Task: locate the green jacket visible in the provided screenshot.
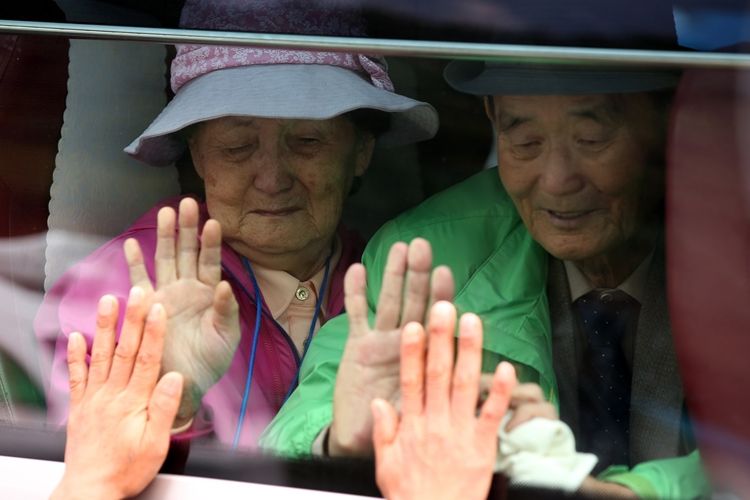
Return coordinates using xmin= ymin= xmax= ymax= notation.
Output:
xmin=262 ymin=168 xmax=710 ymax=499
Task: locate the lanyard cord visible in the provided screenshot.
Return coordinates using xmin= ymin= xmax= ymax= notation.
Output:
xmin=232 ymin=257 xmax=263 ymax=450
xmin=232 ymin=250 xmax=333 ymax=448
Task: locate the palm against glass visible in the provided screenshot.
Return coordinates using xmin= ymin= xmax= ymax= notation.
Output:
xmin=329 ymin=238 xmax=454 ymax=455
xmin=124 ymin=197 xmax=240 ymax=426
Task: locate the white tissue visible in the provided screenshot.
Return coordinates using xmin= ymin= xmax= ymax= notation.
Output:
xmin=495 ymin=415 xmax=598 ymax=492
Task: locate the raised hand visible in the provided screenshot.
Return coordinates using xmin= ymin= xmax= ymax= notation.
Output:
xmin=328 ymin=238 xmax=454 ymax=456
xmin=51 ymin=289 xmax=183 ymax=500
xmin=124 ymin=197 xmax=240 ymax=427
xmin=371 ymin=301 xmax=517 ymax=500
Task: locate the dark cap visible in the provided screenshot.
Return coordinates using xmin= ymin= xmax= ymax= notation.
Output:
xmin=444 ymin=60 xmax=681 ymax=96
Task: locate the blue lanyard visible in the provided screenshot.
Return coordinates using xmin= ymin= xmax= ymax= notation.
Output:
xmin=232 ymin=252 xmax=332 ymax=449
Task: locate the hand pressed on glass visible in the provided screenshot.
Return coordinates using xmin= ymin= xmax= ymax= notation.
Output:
xmin=51 ymin=289 xmax=183 ymax=500
xmin=372 ymin=301 xmax=518 ymax=500
xmin=329 ymin=238 xmax=454 ymax=456
xmin=123 ymin=197 xmax=240 ymax=428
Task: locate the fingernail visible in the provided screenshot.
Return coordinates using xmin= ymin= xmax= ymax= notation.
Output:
xmin=98 ymin=295 xmax=114 ymax=315
xmin=129 ymin=286 xmax=143 ymax=304
xmin=371 ymin=399 xmax=385 ymax=419
xmin=67 ymin=332 xmax=83 ymax=351
xmin=161 ymin=373 xmax=182 ymax=397
xmin=498 ymin=361 xmax=517 ymax=379
xmin=148 ymin=303 xmax=164 ymax=321
xmin=402 ymin=323 xmax=421 ymax=343
xmin=460 ymin=313 xmax=479 ymax=331
xmin=432 ymin=300 xmax=454 ymax=315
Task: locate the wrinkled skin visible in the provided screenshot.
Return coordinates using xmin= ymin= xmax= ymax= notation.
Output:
xmin=189 ymin=115 xmax=373 ymax=279
xmin=488 ymin=94 xmax=664 ymax=287
xmin=329 ymin=239 xmax=454 ymax=455
xmin=124 ymin=198 xmax=240 ymax=427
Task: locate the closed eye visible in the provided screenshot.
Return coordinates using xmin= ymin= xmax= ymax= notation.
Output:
xmin=289 ymin=136 xmax=324 ymax=154
xmin=222 ymin=143 xmax=255 ymax=160
xmin=576 ymin=137 xmax=611 ymax=150
xmin=296 ymin=137 xmax=321 ymax=145
xmin=225 ymin=144 xmax=252 ymax=153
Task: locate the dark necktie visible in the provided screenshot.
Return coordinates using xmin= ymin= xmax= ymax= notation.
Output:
xmin=574 ymin=289 xmax=638 ymax=472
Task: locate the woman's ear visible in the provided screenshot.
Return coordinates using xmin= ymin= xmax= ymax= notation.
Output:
xmin=353 ymin=134 xmax=376 ymax=177
xmin=483 ymin=96 xmax=496 ymax=123
xmin=187 ymin=135 xmax=205 ymax=180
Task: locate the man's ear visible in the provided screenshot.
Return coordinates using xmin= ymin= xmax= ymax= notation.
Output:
xmin=483 ymin=96 xmax=496 ymax=123
xmin=353 ymin=134 xmax=376 ymax=177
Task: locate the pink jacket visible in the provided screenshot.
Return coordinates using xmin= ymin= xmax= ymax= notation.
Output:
xmin=35 ymin=196 xmax=363 ymax=448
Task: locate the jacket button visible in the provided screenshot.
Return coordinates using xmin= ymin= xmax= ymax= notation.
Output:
xmin=295 ymin=286 xmax=310 ymax=301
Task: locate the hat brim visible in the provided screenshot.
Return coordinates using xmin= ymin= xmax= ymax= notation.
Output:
xmin=126 ymin=64 xmax=438 ymax=166
xmin=444 ymin=60 xmax=680 ymax=96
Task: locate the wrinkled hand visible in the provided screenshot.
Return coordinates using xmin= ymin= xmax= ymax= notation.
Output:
xmin=578 ymin=477 xmax=636 ymax=498
xmin=492 ymin=381 xmax=635 ymax=498
xmin=329 ymin=238 xmax=454 ymax=456
xmin=51 ymin=289 xmax=184 ymax=500
xmin=504 ymin=381 xmax=558 ymax=432
xmin=372 ymin=301 xmax=518 ymax=500
xmin=124 ymin=198 xmax=240 ymax=427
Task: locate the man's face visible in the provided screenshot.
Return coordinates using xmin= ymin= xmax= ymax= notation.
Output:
xmin=488 ymin=94 xmax=664 ymax=262
xmin=189 ymin=115 xmax=373 ymax=260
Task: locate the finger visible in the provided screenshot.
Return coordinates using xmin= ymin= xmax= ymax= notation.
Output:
xmin=212 ymin=281 xmax=241 ymax=347
xmin=177 ymin=197 xmax=199 ymax=280
xmin=198 ymin=219 xmax=222 ymax=287
xmin=509 ymin=383 xmax=547 ymax=406
xmin=428 ymin=265 xmax=455 ymax=308
xmin=124 ymin=238 xmax=155 ymax=294
xmin=374 ymin=242 xmax=408 ymax=331
xmin=66 ymin=332 xmax=89 ymax=407
xmin=107 ymin=286 xmax=148 ymax=389
xmin=399 ymin=238 xmax=432 ymax=326
xmin=477 ymin=373 xmax=494 ymax=404
xmin=399 ymin=321 xmax=426 ymax=417
xmin=127 ymin=303 xmax=167 ymax=400
xmin=450 ymin=313 xmax=483 ymax=421
xmin=424 ymin=301 xmax=456 ymax=419
xmin=371 ymin=398 xmax=399 ymax=451
xmin=146 ymin=372 xmax=184 ymax=444
xmin=477 ymin=361 xmax=517 ymax=437
xmin=86 ymin=295 xmax=119 ymax=390
xmin=343 ymin=264 xmax=370 ymax=337
xmin=505 ymin=401 xmax=558 ymax=432
xmin=155 ymin=206 xmax=177 ymax=287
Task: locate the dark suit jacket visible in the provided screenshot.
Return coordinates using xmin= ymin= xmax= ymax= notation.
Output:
xmin=547 ymin=254 xmax=693 ymax=467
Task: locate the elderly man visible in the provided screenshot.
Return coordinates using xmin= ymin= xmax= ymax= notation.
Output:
xmin=262 ymin=62 xmax=710 ymax=498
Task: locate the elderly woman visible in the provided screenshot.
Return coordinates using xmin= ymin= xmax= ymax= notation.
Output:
xmin=36 ymin=0 xmax=437 ymax=448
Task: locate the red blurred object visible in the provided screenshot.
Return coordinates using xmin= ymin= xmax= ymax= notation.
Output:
xmin=667 ymin=66 xmax=750 ymax=495
xmin=0 ymin=34 xmax=68 ymax=237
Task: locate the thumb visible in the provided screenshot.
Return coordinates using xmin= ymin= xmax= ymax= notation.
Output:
xmin=371 ymin=398 xmax=399 ymax=451
xmin=147 ymin=372 xmax=184 ymax=436
xmin=212 ymin=281 xmax=240 ymax=346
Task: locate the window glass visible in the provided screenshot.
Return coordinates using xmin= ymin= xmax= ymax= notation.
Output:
xmin=0 ymin=0 xmax=749 ymax=50
xmin=1 ymin=1 xmax=749 ymax=498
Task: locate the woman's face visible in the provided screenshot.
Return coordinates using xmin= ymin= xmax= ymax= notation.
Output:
xmin=189 ymin=115 xmax=373 ymax=263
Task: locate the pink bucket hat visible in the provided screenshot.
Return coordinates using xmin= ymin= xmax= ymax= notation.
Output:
xmin=125 ymin=0 xmax=439 ymax=166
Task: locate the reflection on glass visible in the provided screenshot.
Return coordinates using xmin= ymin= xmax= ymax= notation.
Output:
xmin=0 ymin=1 xmax=748 ymax=498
